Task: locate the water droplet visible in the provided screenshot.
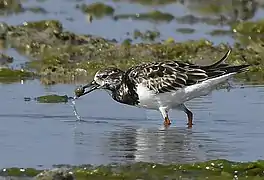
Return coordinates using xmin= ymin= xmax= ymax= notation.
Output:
xmin=69 ymin=98 xmax=81 ymax=121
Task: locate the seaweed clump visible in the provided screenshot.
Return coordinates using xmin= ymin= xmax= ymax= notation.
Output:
xmin=35 ymin=94 xmax=69 ymax=103
xmin=0 ymin=68 xmax=35 ymax=83
xmin=114 ymin=10 xmax=174 ymax=22
xmin=1 ymin=160 xmax=264 ymax=179
xmin=112 ymin=0 xmax=177 ymax=6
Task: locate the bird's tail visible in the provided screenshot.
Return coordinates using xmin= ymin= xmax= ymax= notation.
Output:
xmin=205 ymin=49 xmax=231 ymax=69
xmin=219 ymin=64 xmax=250 ymax=74
xmin=202 ymin=49 xmax=250 ymax=73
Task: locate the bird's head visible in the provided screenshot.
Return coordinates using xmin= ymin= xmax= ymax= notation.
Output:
xmin=74 ymin=67 xmax=124 ymax=98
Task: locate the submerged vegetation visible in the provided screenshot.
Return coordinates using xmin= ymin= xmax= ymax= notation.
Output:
xmin=112 ymin=0 xmax=178 ymax=6
xmin=35 ymin=94 xmax=69 ymax=103
xmin=176 ymin=28 xmax=196 ymax=34
xmin=114 ymin=10 xmax=174 ymax=22
xmin=1 ymin=159 xmax=264 ymax=179
xmin=0 ymin=68 xmax=35 ymax=83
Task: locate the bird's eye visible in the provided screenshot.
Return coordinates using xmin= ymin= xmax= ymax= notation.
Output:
xmin=101 ymin=74 xmax=108 ymax=78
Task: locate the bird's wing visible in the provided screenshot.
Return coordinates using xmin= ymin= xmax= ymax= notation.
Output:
xmin=125 ymin=50 xmax=231 ymax=94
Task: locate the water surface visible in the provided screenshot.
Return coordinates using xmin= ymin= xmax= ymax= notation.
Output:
xmin=0 ymin=80 xmax=263 ymax=168
xmin=0 ymin=0 xmax=264 ymax=169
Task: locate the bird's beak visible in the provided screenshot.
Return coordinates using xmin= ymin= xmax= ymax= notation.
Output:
xmin=74 ymin=80 xmax=100 ymax=98
xmin=83 ymin=80 xmax=101 ymax=94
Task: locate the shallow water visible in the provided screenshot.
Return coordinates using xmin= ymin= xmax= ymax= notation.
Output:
xmin=0 ymin=80 xmax=263 ymax=168
xmin=0 ymin=0 xmax=264 ymax=169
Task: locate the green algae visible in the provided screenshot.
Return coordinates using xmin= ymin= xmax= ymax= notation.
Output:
xmin=2 ymin=160 xmax=264 ymax=179
xmin=176 ymin=28 xmax=196 ymax=34
xmin=27 ymin=6 xmax=47 ymax=14
xmin=209 ymin=29 xmax=233 ymax=36
xmin=175 ymin=14 xmax=226 ymax=26
xmin=0 ymin=167 xmax=41 ymax=177
xmin=62 ymin=160 xmax=264 ymax=179
xmin=77 ymin=2 xmax=115 ymax=18
xmin=0 ymin=68 xmax=34 ymax=83
xmin=112 ymin=0 xmax=177 ymax=6
xmin=24 ymin=94 xmax=70 ymax=103
xmin=113 ymin=10 xmax=174 ymax=22
xmin=35 ymin=94 xmax=69 ymax=103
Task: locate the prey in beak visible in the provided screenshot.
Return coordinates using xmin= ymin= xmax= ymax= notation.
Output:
xmin=74 ymin=80 xmax=101 ymax=98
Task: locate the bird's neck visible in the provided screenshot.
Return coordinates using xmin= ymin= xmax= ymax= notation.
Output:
xmin=111 ymin=83 xmax=139 ymax=106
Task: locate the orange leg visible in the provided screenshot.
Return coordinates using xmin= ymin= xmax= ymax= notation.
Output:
xmin=163 ymin=117 xmax=171 ymax=126
xmin=186 ymin=110 xmax=193 ymax=128
xmin=159 ymin=107 xmax=171 ymax=127
xmin=180 ymin=104 xmax=193 ymax=128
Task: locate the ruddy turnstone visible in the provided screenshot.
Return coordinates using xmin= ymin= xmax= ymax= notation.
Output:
xmin=75 ymin=49 xmax=249 ymax=128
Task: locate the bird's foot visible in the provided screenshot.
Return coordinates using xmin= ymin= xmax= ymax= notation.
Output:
xmin=163 ymin=117 xmax=171 ymax=127
xmin=187 ymin=122 xmax=193 ymax=129
xmin=186 ymin=111 xmax=193 ymax=128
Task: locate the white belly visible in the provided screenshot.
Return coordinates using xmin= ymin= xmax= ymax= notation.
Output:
xmin=136 ymin=73 xmax=234 ymax=110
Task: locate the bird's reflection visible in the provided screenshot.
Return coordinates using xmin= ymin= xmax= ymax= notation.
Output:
xmin=106 ymin=126 xmax=208 ymax=164
xmin=71 ymin=116 xmax=227 ymax=165
xmin=107 ymin=126 xmax=138 ymax=162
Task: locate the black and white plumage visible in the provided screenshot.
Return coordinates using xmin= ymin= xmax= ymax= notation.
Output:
xmin=75 ymin=49 xmax=249 ymax=127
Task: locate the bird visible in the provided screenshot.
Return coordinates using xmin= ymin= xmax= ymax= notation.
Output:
xmin=74 ymin=49 xmax=249 ymax=128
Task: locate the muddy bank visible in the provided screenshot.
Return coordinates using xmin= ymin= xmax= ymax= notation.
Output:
xmin=1 ymin=159 xmax=264 ymax=180
xmin=0 ymin=19 xmax=264 ymax=84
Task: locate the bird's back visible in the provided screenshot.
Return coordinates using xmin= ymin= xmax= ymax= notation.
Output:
xmin=117 ymin=50 xmax=249 ymax=109
xmin=125 ymin=49 xmax=249 ymax=94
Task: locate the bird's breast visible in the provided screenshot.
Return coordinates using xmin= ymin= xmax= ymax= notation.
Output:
xmin=136 ymin=84 xmax=160 ymax=109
